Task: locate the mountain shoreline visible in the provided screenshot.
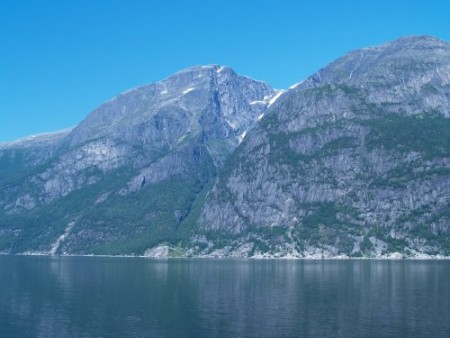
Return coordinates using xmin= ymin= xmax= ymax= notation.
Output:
xmin=3 ymin=252 xmax=450 ymax=260
xmin=1 ymin=36 xmax=450 ymax=257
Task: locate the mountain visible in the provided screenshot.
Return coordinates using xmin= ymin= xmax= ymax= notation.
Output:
xmin=198 ymin=36 xmax=450 ymax=258
xmin=1 ymin=36 xmax=450 ymax=258
xmin=0 ymin=65 xmax=279 ymax=255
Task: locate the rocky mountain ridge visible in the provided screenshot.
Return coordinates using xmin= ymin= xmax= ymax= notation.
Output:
xmin=197 ymin=35 xmax=450 ymax=258
xmin=1 ymin=36 xmax=450 ymax=258
xmin=0 ymin=64 xmax=280 ymax=255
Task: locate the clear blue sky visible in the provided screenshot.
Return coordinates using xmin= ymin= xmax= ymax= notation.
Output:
xmin=1 ymin=0 xmax=449 ymax=142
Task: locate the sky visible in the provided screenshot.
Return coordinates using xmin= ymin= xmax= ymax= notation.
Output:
xmin=1 ymin=0 xmax=450 ymax=142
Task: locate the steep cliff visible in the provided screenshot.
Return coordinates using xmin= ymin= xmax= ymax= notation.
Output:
xmin=199 ymin=36 xmax=450 ymax=258
xmin=0 ymin=65 xmax=278 ymax=254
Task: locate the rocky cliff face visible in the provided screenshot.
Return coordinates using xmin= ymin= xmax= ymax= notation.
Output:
xmin=0 ymin=65 xmax=278 ymax=254
xmin=1 ymin=37 xmax=450 ymax=258
xmin=198 ymin=36 xmax=450 ymax=258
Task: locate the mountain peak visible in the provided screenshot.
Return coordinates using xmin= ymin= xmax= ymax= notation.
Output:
xmin=65 ymin=64 xmax=276 ymax=150
xmin=292 ymin=35 xmax=450 ymax=92
xmin=174 ymin=64 xmax=232 ymax=75
xmin=387 ymin=35 xmax=448 ymax=46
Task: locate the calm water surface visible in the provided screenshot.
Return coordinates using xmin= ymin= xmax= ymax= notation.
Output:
xmin=0 ymin=256 xmax=449 ymax=338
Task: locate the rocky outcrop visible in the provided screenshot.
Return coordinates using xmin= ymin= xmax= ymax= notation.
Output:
xmin=199 ymin=36 xmax=450 ymax=257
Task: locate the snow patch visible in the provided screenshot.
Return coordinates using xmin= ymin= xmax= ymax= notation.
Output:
xmin=250 ymin=100 xmax=265 ymax=105
xmin=289 ymin=80 xmax=304 ymax=89
xmin=183 ymin=87 xmax=195 ymax=95
xmin=268 ymin=90 xmax=285 ymax=107
xmin=257 ymin=113 xmax=265 ymax=120
xmin=238 ymin=130 xmax=247 ymax=144
xmin=217 ymin=66 xmax=225 ymax=73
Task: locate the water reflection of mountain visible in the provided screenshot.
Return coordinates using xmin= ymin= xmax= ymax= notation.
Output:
xmin=0 ymin=257 xmax=449 ymax=337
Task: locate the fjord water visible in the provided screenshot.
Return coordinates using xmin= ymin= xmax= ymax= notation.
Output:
xmin=1 ymin=257 xmax=449 ymax=338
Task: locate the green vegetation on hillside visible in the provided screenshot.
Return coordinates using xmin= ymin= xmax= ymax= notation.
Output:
xmin=364 ymin=114 xmax=450 ymax=158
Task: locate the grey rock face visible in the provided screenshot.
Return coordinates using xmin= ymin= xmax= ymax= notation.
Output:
xmin=66 ymin=65 xmax=276 ymax=153
xmin=2 ymin=37 xmax=450 ymax=257
xmin=0 ymin=65 xmax=277 ymax=214
xmin=0 ymin=65 xmax=278 ymax=254
xmin=199 ymin=36 xmax=450 ymax=257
